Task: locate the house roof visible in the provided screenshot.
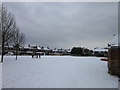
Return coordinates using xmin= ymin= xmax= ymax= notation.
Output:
xmin=44 ymin=48 xmax=50 ymax=50
xmin=108 ymin=35 xmax=118 ymax=46
xmin=94 ymin=48 xmax=108 ymax=52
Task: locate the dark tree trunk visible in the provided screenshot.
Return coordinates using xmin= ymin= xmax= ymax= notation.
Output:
xmin=1 ymin=38 xmax=4 ymax=63
xmin=1 ymin=47 xmax=4 ymax=63
xmin=15 ymin=48 xmax=18 ymax=60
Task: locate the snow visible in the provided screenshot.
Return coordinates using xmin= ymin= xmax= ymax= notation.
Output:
xmin=43 ymin=48 xmax=50 ymax=50
xmin=0 ymin=64 xmax=1 ymax=90
xmin=2 ymin=56 xmax=118 ymax=88
xmin=109 ymin=35 xmax=118 ymax=46
xmin=94 ymin=48 xmax=108 ymax=52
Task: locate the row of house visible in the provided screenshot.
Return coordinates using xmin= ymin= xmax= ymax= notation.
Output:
xmin=3 ymin=35 xmax=118 ymax=58
xmin=4 ymin=44 xmax=109 ymax=57
xmin=94 ymin=47 xmax=108 ymax=57
xmin=4 ymin=45 xmax=71 ymax=56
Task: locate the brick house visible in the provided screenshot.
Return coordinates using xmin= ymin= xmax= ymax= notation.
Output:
xmin=108 ymin=35 xmax=120 ymax=76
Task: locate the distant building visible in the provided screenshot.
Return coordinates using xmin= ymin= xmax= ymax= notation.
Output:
xmin=52 ymin=48 xmax=71 ymax=55
xmin=94 ymin=48 xmax=108 ymax=57
xmin=4 ymin=44 xmax=71 ymax=56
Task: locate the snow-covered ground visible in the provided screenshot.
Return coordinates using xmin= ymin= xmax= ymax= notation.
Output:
xmin=2 ymin=56 xmax=118 ymax=88
xmin=0 ymin=65 xmax=1 ymax=90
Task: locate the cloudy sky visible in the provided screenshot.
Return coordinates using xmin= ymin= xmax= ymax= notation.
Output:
xmin=4 ymin=2 xmax=118 ymax=49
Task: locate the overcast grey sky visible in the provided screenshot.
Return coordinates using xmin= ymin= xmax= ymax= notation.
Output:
xmin=4 ymin=2 xmax=118 ymax=49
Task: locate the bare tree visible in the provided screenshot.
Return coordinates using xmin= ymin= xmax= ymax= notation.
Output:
xmin=0 ymin=4 xmax=2 ymax=56
xmin=12 ymin=28 xmax=25 ymax=60
xmin=1 ymin=4 xmax=16 ymax=62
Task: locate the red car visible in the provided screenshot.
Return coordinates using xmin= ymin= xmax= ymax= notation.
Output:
xmin=100 ymin=58 xmax=108 ymax=61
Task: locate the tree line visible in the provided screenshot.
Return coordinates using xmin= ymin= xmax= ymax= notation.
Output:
xmin=71 ymin=47 xmax=93 ymax=56
xmin=0 ymin=4 xmax=25 ymax=62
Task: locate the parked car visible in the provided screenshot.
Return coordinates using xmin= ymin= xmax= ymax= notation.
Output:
xmin=100 ymin=57 xmax=108 ymax=61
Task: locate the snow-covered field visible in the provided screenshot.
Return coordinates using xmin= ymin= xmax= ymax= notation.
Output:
xmin=0 ymin=65 xmax=1 ymax=90
xmin=2 ymin=56 xmax=118 ymax=88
